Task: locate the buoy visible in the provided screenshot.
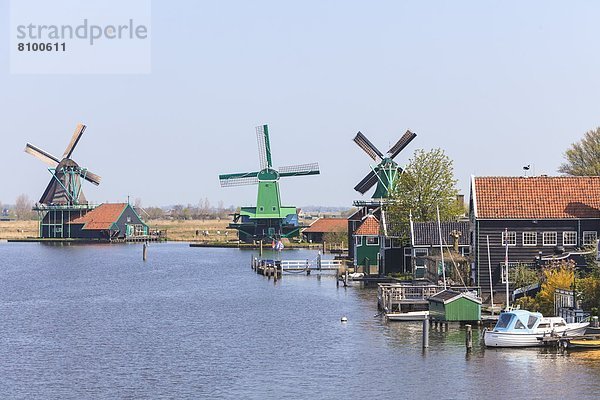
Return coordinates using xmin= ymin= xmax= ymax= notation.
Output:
xmin=341 ymin=316 xmax=348 ymax=323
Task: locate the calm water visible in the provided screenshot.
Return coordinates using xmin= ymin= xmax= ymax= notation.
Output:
xmin=1 ymin=241 xmax=600 ymax=399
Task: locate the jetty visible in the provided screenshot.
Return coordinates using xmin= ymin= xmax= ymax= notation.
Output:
xmin=377 ymin=283 xmax=480 ymax=317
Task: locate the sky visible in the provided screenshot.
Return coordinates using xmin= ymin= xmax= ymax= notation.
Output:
xmin=2 ymin=1 xmax=600 ymax=208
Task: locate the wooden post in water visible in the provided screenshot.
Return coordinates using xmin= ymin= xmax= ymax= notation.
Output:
xmin=143 ymin=242 xmax=148 ymax=261
xmin=323 ymin=241 xmax=326 ymax=254
xmin=465 ymin=324 xmax=473 ymax=351
xmin=260 ymin=240 xmax=263 ymax=257
xmin=336 ymin=268 xmax=340 ymax=288
xmin=422 ymin=317 xmax=429 ymax=348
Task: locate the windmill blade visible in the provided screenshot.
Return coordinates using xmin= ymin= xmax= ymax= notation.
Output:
xmin=388 ymin=130 xmax=417 ymax=159
xmin=256 ymin=124 xmax=273 ymax=170
xmin=353 ymin=131 xmax=383 ymax=162
xmin=278 ymin=162 xmax=320 ymax=178
xmin=79 ymin=169 xmax=102 ymax=186
xmin=354 ymin=170 xmax=379 ymax=194
xmin=219 ymin=171 xmax=260 ymax=187
xmin=63 ymin=123 xmax=86 ymax=159
xmin=24 ymin=143 xmax=60 ymax=167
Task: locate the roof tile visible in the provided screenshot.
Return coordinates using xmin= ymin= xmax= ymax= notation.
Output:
xmin=303 ymin=218 xmax=348 ymax=233
xmin=355 ymin=215 xmax=380 ymax=235
xmin=474 ymin=176 xmax=600 ymax=219
xmin=70 ymin=203 xmax=128 ymax=230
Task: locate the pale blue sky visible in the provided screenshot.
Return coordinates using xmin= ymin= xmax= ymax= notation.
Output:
xmin=2 ymin=1 xmax=600 ymax=208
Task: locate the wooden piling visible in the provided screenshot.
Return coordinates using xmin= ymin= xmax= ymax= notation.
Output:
xmin=422 ymin=317 xmax=429 ymax=348
xmin=336 ymin=268 xmax=340 ymax=288
xmin=260 ymin=240 xmax=263 ymax=257
xmin=465 ymin=324 xmax=473 ymax=351
xmin=143 ymin=243 xmax=147 ymax=261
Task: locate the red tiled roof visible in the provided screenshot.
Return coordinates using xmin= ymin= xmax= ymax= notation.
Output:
xmin=70 ymin=203 xmax=128 ymax=230
xmin=303 ymin=218 xmax=348 ymax=233
xmin=473 ymin=176 xmax=600 ymax=219
xmin=354 ymin=215 xmax=380 ymax=235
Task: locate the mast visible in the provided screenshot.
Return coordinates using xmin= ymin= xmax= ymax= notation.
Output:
xmin=504 ymin=228 xmax=510 ymax=310
xmin=437 ymin=205 xmax=446 ymax=290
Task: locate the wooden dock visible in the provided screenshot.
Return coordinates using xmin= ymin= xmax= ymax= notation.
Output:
xmin=377 ymin=283 xmax=481 ymax=315
xmin=251 ymin=256 xmax=350 ymax=285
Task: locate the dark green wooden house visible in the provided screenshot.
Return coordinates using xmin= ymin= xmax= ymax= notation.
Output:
xmin=428 ymin=290 xmax=481 ymax=322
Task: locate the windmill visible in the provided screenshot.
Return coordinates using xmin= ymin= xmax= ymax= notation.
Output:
xmin=25 ymin=123 xmax=101 ymax=206
xmin=353 ymin=130 xmax=416 ymax=199
xmin=219 ymin=124 xmax=320 ymax=241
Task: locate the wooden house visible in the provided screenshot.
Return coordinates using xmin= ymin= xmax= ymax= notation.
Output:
xmin=353 ymin=213 xmax=381 ymax=275
xmin=470 ymin=176 xmax=600 ymax=298
xmin=302 ymin=218 xmax=348 ymax=243
xmin=68 ymin=203 xmax=149 ymax=240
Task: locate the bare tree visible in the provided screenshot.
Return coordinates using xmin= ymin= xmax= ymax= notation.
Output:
xmin=15 ymin=194 xmax=33 ymax=220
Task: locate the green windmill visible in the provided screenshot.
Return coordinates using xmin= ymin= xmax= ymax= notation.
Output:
xmin=353 ymin=130 xmax=416 ymax=198
xmin=219 ymin=124 xmax=320 ymax=242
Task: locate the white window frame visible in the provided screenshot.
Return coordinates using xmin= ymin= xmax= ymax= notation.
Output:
xmin=354 ymin=236 xmax=361 ymax=246
xmin=384 ymin=238 xmax=392 ymax=249
xmin=366 ymin=236 xmax=379 ymax=246
xmin=583 ymin=231 xmax=598 ymax=246
xmin=543 ymin=232 xmax=557 ymax=246
xmin=563 ymin=231 xmax=577 ymax=247
xmin=522 ymin=232 xmax=537 ymax=246
xmin=413 ymin=248 xmax=428 ymax=257
xmin=501 ymin=231 xmax=517 ymax=246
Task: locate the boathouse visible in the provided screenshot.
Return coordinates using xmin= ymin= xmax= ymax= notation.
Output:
xmin=428 ymin=289 xmax=481 ymax=322
xmin=302 ymin=217 xmax=348 ymax=243
xmin=470 ymin=176 xmax=600 ymax=297
xmin=353 ymin=213 xmax=381 ymax=275
xmin=68 ymin=202 xmax=149 ymax=240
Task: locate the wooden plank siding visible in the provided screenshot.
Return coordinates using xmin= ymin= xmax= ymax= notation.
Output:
xmin=473 ymin=218 xmax=600 ymax=295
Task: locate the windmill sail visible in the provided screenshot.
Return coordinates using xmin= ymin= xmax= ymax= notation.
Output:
xmin=278 ymin=163 xmax=320 ymax=177
xmin=219 ymin=171 xmax=260 ymax=187
xmin=354 ymin=170 xmax=379 ymax=194
xmin=388 ymin=130 xmax=417 ymax=159
xmin=256 ymin=125 xmax=273 ymax=170
xmin=24 ymin=144 xmax=60 ymax=167
xmin=63 ymin=124 xmax=86 ymax=159
xmin=353 ymin=132 xmax=384 ymax=162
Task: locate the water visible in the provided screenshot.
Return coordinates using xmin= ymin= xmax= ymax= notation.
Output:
xmin=1 ymin=241 xmax=600 ymax=399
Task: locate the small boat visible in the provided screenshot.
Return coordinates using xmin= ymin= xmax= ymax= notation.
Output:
xmin=386 ymin=311 xmax=429 ymax=321
xmin=484 ymin=310 xmax=589 ymax=348
xmin=568 ymin=338 xmax=600 ymax=349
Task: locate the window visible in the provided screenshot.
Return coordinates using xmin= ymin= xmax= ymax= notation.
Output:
xmin=514 ymin=320 xmax=526 ymax=330
xmin=583 ymin=231 xmax=598 ymax=246
xmin=496 ymin=313 xmax=513 ymax=329
xmin=501 ymin=231 xmax=516 ymax=246
xmin=543 ymin=232 xmax=557 ymax=246
xmin=126 ymin=216 xmax=131 ymax=223
xmin=414 ymin=248 xmax=428 ymax=257
xmin=384 ymin=238 xmax=392 ymax=248
xmin=563 ymin=231 xmax=577 ymax=247
xmin=354 ymin=236 xmax=361 ymax=246
xmin=391 ymin=238 xmax=402 ymax=248
xmin=527 ymin=315 xmax=538 ymax=329
xmin=366 ymin=236 xmax=379 ymax=246
xmin=522 ymin=232 xmax=537 ymax=246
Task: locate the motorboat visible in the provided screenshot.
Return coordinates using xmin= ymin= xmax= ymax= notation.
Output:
xmin=484 ymin=309 xmax=589 ymax=347
xmin=386 ymin=310 xmax=429 ymax=321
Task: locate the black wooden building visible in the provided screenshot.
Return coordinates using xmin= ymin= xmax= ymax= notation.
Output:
xmin=470 ymin=176 xmax=600 ymax=298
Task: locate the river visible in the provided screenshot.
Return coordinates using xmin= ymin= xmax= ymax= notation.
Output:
xmin=1 ymin=242 xmax=599 ymax=399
